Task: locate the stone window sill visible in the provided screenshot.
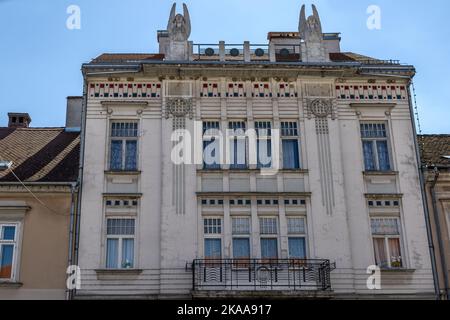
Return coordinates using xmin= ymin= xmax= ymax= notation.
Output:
xmin=104 ymin=170 xmax=141 ymax=175
xmin=380 ymin=268 xmax=415 ymax=273
xmin=95 ymin=269 xmax=142 ymax=280
xmin=363 ymin=171 xmax=398 ymax=176
xmin=0 ymin=281 xmax=23 ymax=288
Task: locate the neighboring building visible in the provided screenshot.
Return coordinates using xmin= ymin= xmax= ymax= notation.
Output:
xmin=420 ymin=135 xmax=450 ymax=299
xmin=74 ymin=3 xmax=435 ymax=299
xmin=0 ymin=99 xmax=81 ymax=299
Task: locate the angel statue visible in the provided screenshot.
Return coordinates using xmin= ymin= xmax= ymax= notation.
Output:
xmin=167 ymin=3 xmax=191 ymax=42
xmin=299 ymin=4 xmax=323 ymax=43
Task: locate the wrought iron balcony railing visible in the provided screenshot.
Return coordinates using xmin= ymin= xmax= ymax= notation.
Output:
xmin=192 ymin=259 xmax=335 ymax=292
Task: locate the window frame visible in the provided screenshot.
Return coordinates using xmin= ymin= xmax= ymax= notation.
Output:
xmin=255 ymin=121 xmax=272 ymax=169
xmin=108 ymin=121 xmax=139 ymax=172
xmin=0 ymin=223 xmax=20 ymax=281
xmin=232 ymin=217 xmax=251 ymax=263
xmin=281 ymin=121 xmax=301 ymax=169
xmin=228 ymin=121 xmax=248 ymax=170
xmin=360 ymin=122 xmax=392 ymax=172
xmin=203 ymin=218 xmax=223 ymax=261
xmin=259 ymin=217 xmax=279 ymax=261
xmin=370 ymin=217 xmax=404 ymax=269
xmin=287 ymin=217 xmax=308 ymax=261
xmin=105 ymin=218 xmax=136 ymax=269
xmin=202 ymin=121 xmax=221 ymax=170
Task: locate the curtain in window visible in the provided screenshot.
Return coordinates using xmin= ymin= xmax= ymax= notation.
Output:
xmin=230 ymin=139 xmax=246 ymax=169
xmin=363 ymin=141 xmax=375 ymax=171
xmin=373 ymin=238 xmax=388 ymax=268
xmin=233 ymin=238 xmax=250 ymax=259
xmin=260 ymin=239 xmax=278 ymax=260
xmin=204 ymin=239 xmax=222 ymax=259
xmin=288 ymin=238 xmax=306 ymax=259
xmin=203 ymin=139 xmax=220 ymax=169
xmin=282 ymin=140 xmax=299 ymax=169
xmin=106 ymin=239 xmax=119 ymax=269
xmin=125 ymin=141 xmax=137 ymax=171
xmin=121 ymin=239 xmax=134 ymax=268
xmin=257 ymin=139 xmax=272 ymax=168
xmin=0 ymin=245 xmax=14 ymax=278
xmin=376 ymin=141 xmax=391 ymax=171
xmin=110 ymin=140 xmax=123 ymax=170
xmin=388 ymin=238 xmax=402 ymax=267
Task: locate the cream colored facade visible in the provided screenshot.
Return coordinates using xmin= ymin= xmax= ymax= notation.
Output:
xmin=74 ymin=4 xmax=435 ymax=299
xmin=0 ymin=188 xmax=73 ymax=300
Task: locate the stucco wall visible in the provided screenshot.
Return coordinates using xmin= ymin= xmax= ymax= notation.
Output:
xmin=0 ymin=192 xmax=71 ymax=300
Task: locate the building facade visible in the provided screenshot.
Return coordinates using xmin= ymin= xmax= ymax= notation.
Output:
xmin=420 ymin=135 xmax=450 ymax=299
xmin=74 ymin=4 xmax=435 ymax=299
xmin=0 ymin=108 xmax=80 ymax=300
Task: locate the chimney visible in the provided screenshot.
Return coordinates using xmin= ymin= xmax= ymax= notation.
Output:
xmin=8 ymin=113 xmax=31 ymax=128
xmin=65 ymin=96 xmax=82 ymax=131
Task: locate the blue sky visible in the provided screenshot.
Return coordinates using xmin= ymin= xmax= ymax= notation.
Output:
xmin=0 ymin=0 xmax=448 ymax=133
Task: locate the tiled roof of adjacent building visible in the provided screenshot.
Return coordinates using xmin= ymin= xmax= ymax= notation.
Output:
xmin=91 ymin=53 xmax=165 ymax=63
xmin=0 ymin=127 xmax=80 ymax=183
xmin=419 ymin=135 xmax=450 ymax=168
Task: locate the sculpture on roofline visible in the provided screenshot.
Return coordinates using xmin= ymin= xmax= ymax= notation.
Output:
xmin=167 ymin=3 xmax=191 ymax=42
xmin=299 ymin=4 xmax=323 ymax=43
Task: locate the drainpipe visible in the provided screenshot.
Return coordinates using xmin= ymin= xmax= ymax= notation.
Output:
xmin=429 ymin=167 xmax=450 ymax=299
xmin=406 ymin=83 xmax=440 ymax=299
xmin=65 ymin=182 xmax=78 ymax=300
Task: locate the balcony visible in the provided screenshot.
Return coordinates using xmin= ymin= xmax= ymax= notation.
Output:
xmin=192 ymin=42 xmax=302 ymax=63
xmin=192 ymin=259 xmax=335 ymax=297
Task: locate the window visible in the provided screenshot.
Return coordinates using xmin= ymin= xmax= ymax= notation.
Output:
xmin=106 ymin=219 xmax=135 ymax=269
xmin=110 ymin=122 xmax=138 ymax=171
xmin=229 ymin=121 xmax=247 ymax=169
xmin=204 ymin=218 xmax=222 ymax=261
xmin=0 ymin=224 xmax=18 ymax=280
xmin=360 ymin=123 xmax=391 ymax=171
xmin=260 ymin=218 xmax=278 ymax=261
xmin=259 ymin=217 xmax=278 ymax=235
xmin=204 ymin=239 xmax=222 ymax=260
xmin=232 ymin=218 xmax=251 ymax=262
xmin=281 ymin=122 xmax=300 ymax=169
xmin=255 ymin=121 xmax=272 ymax=168
xmin=204 ymin=218 xmax=222 ymax=234
xmin=261 ymin=239 xmax=278 ymax=261
xmin=203 ymin=121 xmax=220 ymax=169
xmin=371 ymin=218 xmax=403 ymax=269
xmin=287 ymin=218 xmax=307 ymax=260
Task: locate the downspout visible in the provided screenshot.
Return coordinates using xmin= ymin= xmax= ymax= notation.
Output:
xmin=430 ymin=167 xmax=450 ymax=299
xmin=66 ymin=182 xmax=78 ymax=300
xmin=407 ymin=83 xmax=440 ymax=299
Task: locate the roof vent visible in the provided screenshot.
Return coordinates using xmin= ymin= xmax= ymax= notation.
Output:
xmin=8 ymin=113 xmax=31 ymax=128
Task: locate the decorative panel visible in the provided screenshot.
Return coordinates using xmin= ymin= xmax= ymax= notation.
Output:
xmin=226 ymin=83 xmax=246 ymax=98
xmin=200 ymin=83 xmax=221 ymax=97
xmin=89 ymin=82 xmax=161 ymax=99
xmin=336 ymin=85 xmax=407 ymax=101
